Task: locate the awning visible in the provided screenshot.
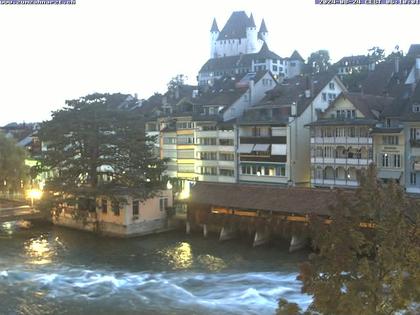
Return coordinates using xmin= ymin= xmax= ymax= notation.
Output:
xmin=271 ymin=144 xmax=287 ymax=155
xmin=378 ymin=170 xmax=402 ymax=179
xmin=237 ymin=144 xmax=255 ymax=153
xmin=253 ymin=144 xmax=270 ymax=152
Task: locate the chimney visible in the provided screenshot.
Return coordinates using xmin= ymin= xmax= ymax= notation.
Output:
xmin=291 ymin=102 xmax=297 ymax=117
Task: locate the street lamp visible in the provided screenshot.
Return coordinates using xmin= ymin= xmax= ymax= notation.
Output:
xmin=27 ymin=189 xmax=42 ymax=207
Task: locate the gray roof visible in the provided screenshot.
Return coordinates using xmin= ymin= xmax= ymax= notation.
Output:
xmin=289 ymin=50 xmax=305 ymax=62
xmin=210 ymin=18 xmax=219 ymax=32
xmin=217 ymin=11 xmax=254 ymax=40
xmin=200 ymin=43 xmax=281 ymax=74
xmin=407 ymin=44 xmax=420 ymax=57
xmin=257 ymin=71 xmax=339 ymax=115
xmin=336 ymin=55 xmax=370 ymax=67
xmin=258 ymin=18 xmax=268 ymax=33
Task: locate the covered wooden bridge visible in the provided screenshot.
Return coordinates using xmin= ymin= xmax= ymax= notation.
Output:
xmin=187 ymin=182 xmax=355 ymax=250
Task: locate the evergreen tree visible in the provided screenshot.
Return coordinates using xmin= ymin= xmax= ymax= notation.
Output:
xmin=278 ymin=165 xmax=420 ymax=315
xmin=38 ymin=93 xmax=166 ymax=212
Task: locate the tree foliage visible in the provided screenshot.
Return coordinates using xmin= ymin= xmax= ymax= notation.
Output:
xmin=368 ymin=46 xmax=385 ymax=65
xmin=278 ymin=165 xmax=420 ymax=315
xmin=306 ymin=50 xmax=331 ymax=74
xmin=38 ymin=93 xmax=166 ymax=210
xmin=0 ymin=132 xmax=28 ymax=193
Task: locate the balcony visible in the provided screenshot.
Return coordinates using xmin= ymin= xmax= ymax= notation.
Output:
xmin=311 ymin=178 xmax=359 ymax=187
xmin=311 ymin=137 xmax=372 ymax=145
xmin=311 ymin=157 xmax=372 ymax=165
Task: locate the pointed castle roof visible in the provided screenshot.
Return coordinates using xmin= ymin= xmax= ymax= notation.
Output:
xmin=249 ymin=13 xmax=256 ymax=28
xmin=210 ymin=18 xmax=219 ymax=32
xmin=217 ymin=11 xmax=256 ymax=40
xmin=259 ymin=18 xmax=268 ymax=33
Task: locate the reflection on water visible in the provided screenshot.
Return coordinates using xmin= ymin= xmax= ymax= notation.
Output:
xmin=25 ymin=237 xmax=54 ymax=265
xmin=0 ymin=224 xmax=312 ymax=315
xmin=160 ymin=242 xmax=194 ymax=269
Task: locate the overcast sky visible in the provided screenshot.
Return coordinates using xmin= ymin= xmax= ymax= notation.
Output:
xmin=0 ymin=0 xmax=419 ymax=126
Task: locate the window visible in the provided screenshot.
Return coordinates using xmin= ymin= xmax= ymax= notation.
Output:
xmin=328 ymin=93 xmax=336 ymax=100
xmin=381 ymin=153 xmax=389 ymax=168
xmin=111 ymin=201 xmax=120 ymax=216
xmin=198 ymin=151 xmax=217 ymax=160
xmin=159 ymin=198 xmax=168 ymax=212
xmin=163 ymin=137 xmax=176 ymax=144
xmin=393 ymin=154 xmax=401 ymax=168
xmin=322 ymin=93 xmax=327 ymax=102
xmin=219 ymin=138 xmax=234 ymax=146
xmin=220 ymin=169 xmax=234 ymax=177
xmin=413 ymin=104 xmax=420 ymax=112
xmin=272 ymin=65 xmax=278 ymax=71
xmin=178 ymin=164 xmax=194 ymax=173
xmin=199 ymin=166 xmax=217 ymax=175
xmin=132 ymin=200 xmax=139 ymax=216
xmin=348 ymin=127 xmax=355 ymax=137
xmin=410 ymin=172 xmax=417 ymax=185
xmin=351 ymin=110 xmax=356 ymax=118
xmin=176 ymin=122 xmax=194 ymax=129
xmin=382 ymin=136 xmax=399 ymax=145
xmin=219 ymin=152 xmax=234 ymax=161
xmin=410 ymin=128 xmax=418 ymax=140
xmin=177 ymin=136 xmax=194 ymax=145
xmin=276 ymin=165 xmax=286 ymax=176
xmin=385 ymin=119 xmax=391 ymax=128
xmin=101 ymin=198 xmax=107 ymax=214
xmin=329 ymin=82 xmax=335 ymax=89
xmin=198 ymin=138 xmax=217 ymax=145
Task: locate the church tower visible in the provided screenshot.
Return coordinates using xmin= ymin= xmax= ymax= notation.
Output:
xmin=210 ymin=18 xmax=219 ymax=58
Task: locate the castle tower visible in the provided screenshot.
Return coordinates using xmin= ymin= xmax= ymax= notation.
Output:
xmin=258 ymin=18 xmax=268 ymax=44
xmin=246 ymin=13 xmax=258 ymax=54
xmin=210 ymin=18 xmax=219 ymax=58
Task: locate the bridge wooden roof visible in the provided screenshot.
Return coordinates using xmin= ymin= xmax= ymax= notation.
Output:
xmin=189 ymin=182 xmax=354 ymax=216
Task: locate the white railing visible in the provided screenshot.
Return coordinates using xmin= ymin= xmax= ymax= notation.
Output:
xmin=311 ymin=137 xmax=372 ymax=145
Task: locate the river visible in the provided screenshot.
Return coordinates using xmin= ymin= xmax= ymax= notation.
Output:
xmin=0 ymin=222 xmax=311 ymax=315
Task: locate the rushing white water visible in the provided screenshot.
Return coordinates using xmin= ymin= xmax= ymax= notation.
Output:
xmin=0 ymin=223 xmax=312 ymax=315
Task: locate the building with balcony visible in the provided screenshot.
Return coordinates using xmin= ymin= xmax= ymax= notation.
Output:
xmin=309 ymin=92 xmax=394 ymax=188
xmin=237 ymin=72 xmax=346 ymax=186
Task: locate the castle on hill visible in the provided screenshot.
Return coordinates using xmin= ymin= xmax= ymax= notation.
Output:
xmin=198 ymin=11 xmax=305 ymax=86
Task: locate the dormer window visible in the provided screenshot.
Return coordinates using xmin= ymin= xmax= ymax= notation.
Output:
xmin=413 ymin=104 xmax=420 ymax=112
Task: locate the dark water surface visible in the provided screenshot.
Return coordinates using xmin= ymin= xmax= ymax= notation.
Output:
xmin=0 ymin=222 xmax=311 ymax=315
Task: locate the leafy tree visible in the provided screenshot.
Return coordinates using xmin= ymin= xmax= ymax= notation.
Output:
xmin=38 ymin=93 xmax=166 ymax=213
xmin=167 ymin=74 xmax=187 ymax=92
xmin=278 ymin=165 xmax=420 ymax=315
xmin=0 ymin=132 xmax=28 ymax=193
xmin=306 ymin=50 xmax=331 ymax=73
xmin=368 ymin=46 xmax=385 ymax=65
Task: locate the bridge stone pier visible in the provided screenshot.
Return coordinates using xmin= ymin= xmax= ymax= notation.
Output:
xmin=289 ymin=234 xmax=308 ymax=252
xmin=219 ymin=225 xmax=237 ymax=241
